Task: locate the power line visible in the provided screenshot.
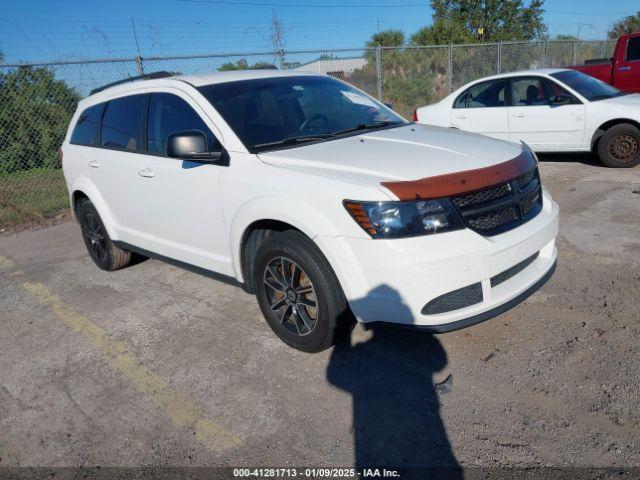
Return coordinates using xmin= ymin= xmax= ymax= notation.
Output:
xmin=178 ymin=0 xmax=428 ymax=7
xmin=545 ymin=9 xmax=636 ymax=16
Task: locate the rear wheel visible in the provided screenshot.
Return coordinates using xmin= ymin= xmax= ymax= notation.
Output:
xmin=253 ymin=230 xmax=352 ymax=353
xmin=597 ymin=123 xmax=640 ymax=168
xmin=77 ymin=198 xmax=131 ymax=271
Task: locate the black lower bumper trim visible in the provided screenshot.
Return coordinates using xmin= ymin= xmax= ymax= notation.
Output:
xmin=369 ymin=259 xmax=557 ymax=334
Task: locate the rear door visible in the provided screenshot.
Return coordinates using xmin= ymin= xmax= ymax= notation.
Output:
xmin=90 ymin=94 xmax=148 ymax=244
xmin=134 ymin=91 xmax=230 ymax=274
xmin=615 ymin=36 xmax=640 ymax=93
xmin=508 ymin=76 xmax=585 ymax=151
xmin=449 ymin=78 xmax=510 ymax=141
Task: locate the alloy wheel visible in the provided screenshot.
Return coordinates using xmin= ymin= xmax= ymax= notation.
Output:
xmin=263 ymin=256 xmax=318 ymax=336
xmin=84 ymin=212 xmax=108 ymax=262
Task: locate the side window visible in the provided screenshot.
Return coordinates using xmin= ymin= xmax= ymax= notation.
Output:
xmin=100 ymin=95 xmax=145 ymax=151
xmin=147 ymin=93 xmax=218 ymax=156
xmin=511 ymin=77 xmax=551 ymax=106
xmin=454 ymin=79 xmax=507 ymax=108
xmin=626 ymin=37 xmax=640 ymax=61
xmin=70 ymin=103 xmax=104 ymax=146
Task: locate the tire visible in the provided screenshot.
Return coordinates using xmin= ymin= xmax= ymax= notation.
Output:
xmin=597 ymin=123 xmax=640 ymax=168
xmin=253 ymin=230 xmax=352 ymax=353
xmin=77 ymin=198 xmax=131 ymax=271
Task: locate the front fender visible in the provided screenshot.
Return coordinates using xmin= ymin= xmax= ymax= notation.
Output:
xmin=228 ymin=195 xmax=347 ymax=283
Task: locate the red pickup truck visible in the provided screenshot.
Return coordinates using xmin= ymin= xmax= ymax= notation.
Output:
xmin=569 ymin=32 xmax=640 ymax=93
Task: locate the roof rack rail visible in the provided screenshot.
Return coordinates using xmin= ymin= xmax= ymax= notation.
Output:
xmin=89 ymin=71 xmax=175 ymax=95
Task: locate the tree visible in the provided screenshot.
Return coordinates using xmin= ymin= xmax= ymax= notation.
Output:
xmin=0 ymin=67 xmax=79 ymax=173
xmin=417 ymin=0 xmax=546 ymax=44
xmin=410 ymin=19 xmax=473 ymax=45
xmin=608 ymin=11 xmax=640 ymax=39
xmin=217 ymin=59 xmax=276 ymax=71
xmin=366 ymin=29 xmax=405 ymax=48
xmin=555 ymin=34 xmax=576 ymax=40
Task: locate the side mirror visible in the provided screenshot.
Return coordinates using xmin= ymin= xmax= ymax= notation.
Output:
xmin=384 ymin=102 xmax=394 ymax=110
xmin=166 ymin=130 xmax=222 ymax=161
xmin=552 ymin=94 xmax=573 ymax=105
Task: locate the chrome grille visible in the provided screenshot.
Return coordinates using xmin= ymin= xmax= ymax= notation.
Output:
xmin=451 ymin=167 xmax=543 ymax=236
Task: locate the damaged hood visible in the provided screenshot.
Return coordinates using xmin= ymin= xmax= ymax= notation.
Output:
xmin=258 ymin=124 xmax=524 ymax=192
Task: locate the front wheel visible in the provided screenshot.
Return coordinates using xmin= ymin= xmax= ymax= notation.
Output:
xmin=597 ymin=123 xmax=640 ymax=168
xmin=253 ymin=231 xmax=352 ymax=353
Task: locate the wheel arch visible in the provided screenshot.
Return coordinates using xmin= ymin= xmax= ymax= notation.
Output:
xmin=591 ymin=118 xmax=640 ymax=151
xmin=68 ymin=177 xmax=118 ymax=239
xmin=229 ymin=196 xmax=345 ymax=293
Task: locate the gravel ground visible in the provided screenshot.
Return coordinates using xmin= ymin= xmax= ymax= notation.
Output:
xmin=0 ymin=155 xmax=639 ymax=472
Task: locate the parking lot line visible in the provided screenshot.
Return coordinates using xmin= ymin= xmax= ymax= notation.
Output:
xmin=22 ymin=281 xmax=243 ymax=453
xmin=0 ymin=255 xmax=15 ymax=270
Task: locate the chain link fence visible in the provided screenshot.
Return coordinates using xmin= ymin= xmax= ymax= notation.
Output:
xmin=0 ymin=39 xmax=617 ymax=231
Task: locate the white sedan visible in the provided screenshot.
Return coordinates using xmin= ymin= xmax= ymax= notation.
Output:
xmin=414 ymin=68 xmax=640 ymax=168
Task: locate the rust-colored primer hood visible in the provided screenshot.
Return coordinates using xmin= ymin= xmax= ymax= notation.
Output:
xmin=381 ymin=146 xmax=537 ymax=201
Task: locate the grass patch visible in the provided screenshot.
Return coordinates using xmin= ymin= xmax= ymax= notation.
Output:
xmin=0 ymin=168 xmax=70 ymax=231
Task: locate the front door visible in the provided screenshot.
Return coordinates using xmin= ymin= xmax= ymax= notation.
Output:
xmin=615 ymin=36 xmax=640 ymax=93
xmin=134 ymin=91 xmax=231 ymax=274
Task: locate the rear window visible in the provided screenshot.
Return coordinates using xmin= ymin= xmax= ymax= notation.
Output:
xmin=454 ymin=79 xmax=507 ymax=108
xmin=70 ymin=104 xmax=104 ymax=146
xmin=101 ymin=95 xmax=145 ymax=151
xmin=626 ymin=37 xmax=640 ymax=62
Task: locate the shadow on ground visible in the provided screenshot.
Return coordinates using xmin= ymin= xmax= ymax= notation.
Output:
xmin=327 ymin=285 xmax=462 ymax=476
xmin=537 ymin=151 xmax=603 ymax=167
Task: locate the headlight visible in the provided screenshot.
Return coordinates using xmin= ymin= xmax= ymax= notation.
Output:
xmin=344 ymin=198 xmax=464 ymax=239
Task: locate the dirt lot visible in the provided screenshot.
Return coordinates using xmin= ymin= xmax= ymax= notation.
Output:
xmin=1 ymin=156 xmax=639 ymax=472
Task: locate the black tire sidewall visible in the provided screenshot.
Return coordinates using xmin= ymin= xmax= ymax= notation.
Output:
xmin=598 ymin=124 xmax=640 ymax=168
xmin=253 ymin=231 xmax=346 ymax=353
xmin=77 ymin=199 xmax=114 ymax=271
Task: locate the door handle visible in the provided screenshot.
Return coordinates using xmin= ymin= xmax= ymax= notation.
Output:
xmin=618 ymin=66 xmax=631 ymax=71
xmin=513 ymin=114 xmax=525 ymax=118
xmin=454 ymin=115 xmax=467 ymax=120
xmin=138 ymin=168 xmax=155 ymax=178
xmin=88 ymin=160 xmax=100 ymax=168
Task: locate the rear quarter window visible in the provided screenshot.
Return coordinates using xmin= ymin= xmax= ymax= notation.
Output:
xmin=626 ymin=37 xmax=640 ymax=62
xmin=70 ymin=104 xmax=104 ymax=146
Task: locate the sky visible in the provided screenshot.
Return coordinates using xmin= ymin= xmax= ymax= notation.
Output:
xmin=1 ymin=0 xmax=639 ymax=64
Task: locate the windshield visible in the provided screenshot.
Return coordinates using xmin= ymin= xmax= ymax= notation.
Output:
xmin=550 ymin=70 xmax=623 ymax=101
xmin=198 ymin=75 xmax=406 ymax=152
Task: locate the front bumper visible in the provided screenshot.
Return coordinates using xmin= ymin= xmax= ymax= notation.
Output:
xmin=315 ymin=190 xmax=559 ymax=329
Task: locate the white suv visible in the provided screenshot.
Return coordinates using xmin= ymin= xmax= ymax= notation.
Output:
xmin=62 ymin=70 xmax=559 ymax=352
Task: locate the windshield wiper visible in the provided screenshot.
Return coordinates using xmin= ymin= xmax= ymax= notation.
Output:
xmin=253 ymin=134 xmax=331 ymax=150
xmin=252 ymin=121 xmax=405 ymax=151
xmin=330 ymin=121 xmax=405 ymax=137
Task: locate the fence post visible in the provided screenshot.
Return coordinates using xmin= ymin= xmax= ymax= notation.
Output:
xmin=600 ymin=41 xmax=606 ymax=58
xmin=135 ymin=56 xmax=144 ymax=75
xmin=447 ymin=43 xmax=453 ymax=94
xmin=572 ymin=40 xmax=577 ymax=65
xmin=497 ymin=41 xmax=502 ymax=74
xmin=375 ymin=45 xmax=382 ymax=100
